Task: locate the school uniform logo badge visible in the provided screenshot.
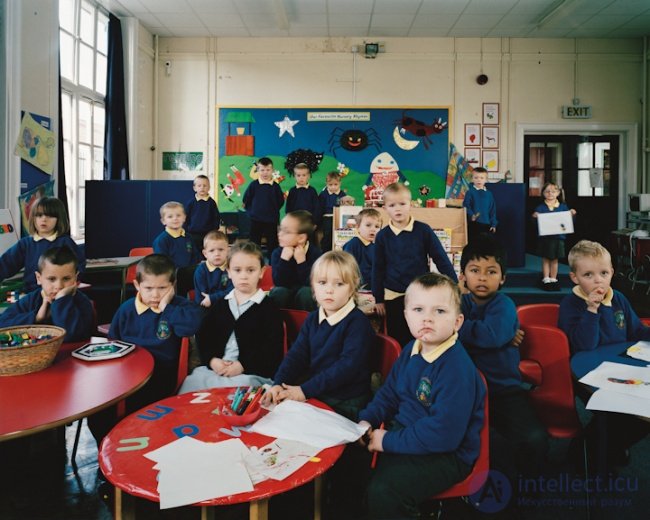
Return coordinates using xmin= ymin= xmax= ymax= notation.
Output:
xmin=614 ymin=310 xmax=626 ymax=330
xmin=416 ymin=377 xmax=432 ymax=407
xmin=186 ymin=242 xmax=193 ymax=253
xmin=156 ymin=320 xmax=171 ymax=340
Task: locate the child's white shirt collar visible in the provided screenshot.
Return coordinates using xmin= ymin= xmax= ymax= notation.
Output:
xmin=572 ymin=286 xmax=613 ymax=307
xmin=318 ymin=298 xmax=356 ymax=325
xmin=411 ymin=333 xmax=458 ymax=363
xmin=165 ymin=227 xmax=185 ymax=238
xmin=33 ymin=232 xmax=58 ymax=242
xmin=134 ymin=293 xmax=162 ymax=314
xmin=225 ymin=288 xmax=266 ymax=306
xmin=388 ymin=216 xmax=414 ymax=235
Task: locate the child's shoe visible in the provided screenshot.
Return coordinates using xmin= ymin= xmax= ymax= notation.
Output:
xmin=549 ymin=278 xmax=561 ymax=291
xmin=541 ymin=277 xmax=553 ymax=291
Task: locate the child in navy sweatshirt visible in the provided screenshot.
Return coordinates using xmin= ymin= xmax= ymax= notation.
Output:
xmin=463 ymin=167 xmax=497 ymax=243
xmin=318 ymin=171 xmax=346 ymax=252
xmin=0 ymin=196 xmax=85 ymax=292
xmin=185 ymin=174 xmax=220 ymax=256
xmin=373 ymin=182 xmax=457 ymax=346
xmin=88 ymin=254 xmax=203 ymax=442
xmin=458 ymin=236 xmax=547 ymax=478
xmin=153 ymin=201 xmax=200 ymax=296
xmin=285 ymin=163 xmax=320 ymax=220
xmin=343 ymin=207 xmax=382 ymax=291
xmin=0 ymin=246 xmax=92 ymax=342
xmin=264 ymin=250 xmax=375 ymax=420
xmin=358 ymin=273 xmax=485 ymax=519
xmin=193 ymin=230 xmax=232 ymax=307
xmin=269 ymin=211 xmax=321 ymax=311
xmin=242 ymin=157 xmax=284 ymax=259
xmin=559 ymin=240 xmax=650 ymax=466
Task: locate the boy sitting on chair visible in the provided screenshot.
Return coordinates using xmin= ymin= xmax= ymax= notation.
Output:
xmin=88 ymin=254 xmax=203 ymax=443
xmin=0 ymin=246 xmax=93 ymax=342
xmin=358 ymin=273 xmax=485 ymax=519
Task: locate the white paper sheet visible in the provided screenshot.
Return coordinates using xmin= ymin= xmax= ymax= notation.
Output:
xmin=249 ymin=400 xmax=367 ymax=449
xmin=244 ymin=439 xmax=320 ymax=481
xmin=579 ymin=361 xmax=650 ymax=400
xmin=625 ymin=341 xmax=650 ymax=363
xmin=586 ymin=389 xmax=650 ymax=418
xmin=144 ymin=437 xmax=254 ymax=509
xmin=537 ymin=210 xmax=574 ymax=236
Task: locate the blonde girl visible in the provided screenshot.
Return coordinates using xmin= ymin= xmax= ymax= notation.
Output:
xmin=179 ymin=241 xmax=284 ymax=393
xmin=0 ymin=197 xmax=85 ymax=291
xmin=264 ymin=250 xmax=375 ymax=420
xmin=532 ymin=182 xmax=576 ymax=291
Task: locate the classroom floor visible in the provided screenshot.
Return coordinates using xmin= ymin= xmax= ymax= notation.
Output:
xmin=1 ymin=261 xmax=649 ymax=520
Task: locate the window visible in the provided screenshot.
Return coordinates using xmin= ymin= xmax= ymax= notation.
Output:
xmin=59 ymin=0 xmax=108 ymax=238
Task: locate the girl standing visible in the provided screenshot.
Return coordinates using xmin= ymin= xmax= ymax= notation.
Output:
xmin=264 ymin=250 xmax=375 ymax=420
xmin=532 ymin=182 xmax=576 ymax=291
xmin=0 ymin=197 xmax=85 ymax=291
xmin=179 ymin=241 xmax=284 ymax=393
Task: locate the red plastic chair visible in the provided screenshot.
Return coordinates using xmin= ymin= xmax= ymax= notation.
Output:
xmin=516 ymin=304 xmax=560 ymax=385
xmin=372 ymin=333 xmax=401 ymax=382
xmin=260 ymin=266 xmax=274 ymax=291
xmin=125 ymin=247 xmax=154 ymax=284
xmin=281 ymin=308 xmax=309 ymax=353
xmin=175 ymin=337 xmax=191 ymax=392
xmin=641 ymin=317 xmax=650 ymax=327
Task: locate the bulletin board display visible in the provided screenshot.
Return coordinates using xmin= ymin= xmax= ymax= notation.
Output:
xmin=216 ymin=106 xmax=451 ymax=212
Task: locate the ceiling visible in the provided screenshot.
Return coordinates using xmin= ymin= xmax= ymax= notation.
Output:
xmin=98 ymin=0 xmax=650 ymax=39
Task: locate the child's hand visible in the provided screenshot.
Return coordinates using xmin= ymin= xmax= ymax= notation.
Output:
xmin=278 ymin=383 xmax=306 ymax=402
xmin=374 ymin=303 xmax=386 ymax=317
xmin=221 ymin=360 xmax=244 ymax=377
xmin=586 ymin=288 xmax=606 ymax=312
xmin=209 ymin=357 xmax=228 ymax=374
xmin=158 ymin=285 xmax=175 ymax=312
xmin=280 ymin=246 xmax=295 ymax=261
xmin=35 ymin=297 xmax=51 ymax=323
xmin=489 ymin=227 xmax=496 ymax=233
xmin=471 ymin=212 xmax=480 ymax=221
xmin=532 ymin=212 xmax=539 ymax=218
xmin=54 ymin=285 xmax=77 ymax=300
xmin=368 ymin=428 xmax=386 ymax=453
xmin=358 ymin=421 xmax=372 ymax=447
xmin=511 ymin=328 xmax=525 ymax=347
xmin=293 ymin=244 xmax=307 ymax=264
xmin=570 ymin=209 xmax=577 ymax=215
xmin=200 ymin=292 xmax=212 ymax=308
xmin=262 ymin=385 xmax=284 ymax=405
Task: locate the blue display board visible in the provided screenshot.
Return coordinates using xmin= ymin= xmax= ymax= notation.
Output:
xmin=85 ymin=180 xmax=194 ymax=258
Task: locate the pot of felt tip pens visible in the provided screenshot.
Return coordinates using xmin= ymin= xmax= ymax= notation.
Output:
xmin=217 ymin=386 xmax=266 ymax=426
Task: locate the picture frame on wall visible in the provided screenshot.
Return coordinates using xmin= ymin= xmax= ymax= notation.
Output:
xmin=464 ymin=124 xmax=481 ymax=146
xmin=464 ymin=148 xmax=481 ymax=165
xmin=482 ymin=150 xmax=499 ymax=172
xmin=483 ymin=103 xmax=499 ymax=125
xmin=482 ymin=126 xmax=499 ymax=148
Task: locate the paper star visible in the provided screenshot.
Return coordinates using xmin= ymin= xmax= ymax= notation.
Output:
xmin=274 ymin=116 xmax=299 ymax=138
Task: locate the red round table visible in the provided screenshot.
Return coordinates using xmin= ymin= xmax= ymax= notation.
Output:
xmin=98 ymin=388 xmax=345 ymax=520
xmin=0 ymin=342 xmax=154 ymax=441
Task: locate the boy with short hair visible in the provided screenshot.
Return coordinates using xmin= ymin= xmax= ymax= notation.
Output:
xmin=286 ymin=163 xmax=320 ymax=218
xmin=458 ymin=235 xmax=547 ymax=477
xmin=243 ymin=157 xmax=284 ymax=258
xmin=193 ymin=230 xmax=232 ymax=308
xmin=372 ymin=182 xmax=457 ymax=346
xmin=185 ymin=174 xmax=221 ymax=255
xmin=153 ymin=201 xmax=200 ymax=296
xmin=0 ymin=246 xmax=93 ymax=342
xmin=343 ymin=208 xmax=382 ymax=290
xmin=89 ymin=254 xmax=203 ymax=443
xmin=318 ymin=171 xmax=346 ymax=252
xmin=559 ymin=239 xmax=650 ymax=351
xmin=358 ymin=273 xmax=485 ymax=519
xmin=463 ymin=167 xmax=497 ymax=242
xmin=269 ymin=210 xmax=321 ymax=311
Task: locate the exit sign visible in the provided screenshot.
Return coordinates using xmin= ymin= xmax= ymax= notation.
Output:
xmin=562 ymin=105 xmax=592 ymax=119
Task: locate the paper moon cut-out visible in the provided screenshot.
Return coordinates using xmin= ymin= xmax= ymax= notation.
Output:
xmin=393 ymin=126 xmax=420 ymax=150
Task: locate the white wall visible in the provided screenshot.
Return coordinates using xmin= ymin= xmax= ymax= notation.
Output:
xmin=149 ymin=36 xmax=646 ymax=196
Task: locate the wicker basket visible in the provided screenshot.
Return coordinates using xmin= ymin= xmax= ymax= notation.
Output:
xmin=0 ymin=325 xmax=66 ymax=376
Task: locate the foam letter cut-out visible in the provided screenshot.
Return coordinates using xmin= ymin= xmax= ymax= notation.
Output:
xmin=173 ymin=424 xmax=200 ymax=438
xmin=190 ymin=392 xmax=211 ymax=403
xmin=116 ymin=437 xmax=150 ymax=452
xmin=137 ymin=404 xmax=174 ymax=420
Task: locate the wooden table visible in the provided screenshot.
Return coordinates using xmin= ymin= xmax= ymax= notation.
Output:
xmin=98 ymin=388 xmax=345 ymax=520
xmin=85 ymin=256 xmax=144 ymax=303
xmin=0 ymin=342 xmax=154 ymax=441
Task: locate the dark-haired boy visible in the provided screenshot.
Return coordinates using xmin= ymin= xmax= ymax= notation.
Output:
xmin=243 ymin=157 xmax=284 ymax=258
xmin=194 ymin=230 xmax=232 ymax=307
xmin=458 ymin=235 xmax=547 ymax=478
xmin=0 ymin=246 xmax=93 ymax=342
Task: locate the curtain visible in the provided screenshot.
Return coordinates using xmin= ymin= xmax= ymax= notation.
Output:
xmin=103 ymin=13 xmax=129 ymax=180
